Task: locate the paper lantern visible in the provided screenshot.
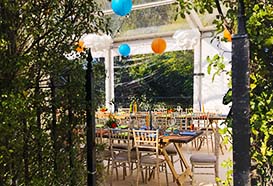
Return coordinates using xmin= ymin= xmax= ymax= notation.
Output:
xmin=223 ymin=28 xmax=232 ymax=42
xmin=151 ymin=38 xmax=167 ymax=54
xmin=111 ymin=0 xmax=132 ymax=16
xmin=118 ymin=43 xmax=131 ymax=57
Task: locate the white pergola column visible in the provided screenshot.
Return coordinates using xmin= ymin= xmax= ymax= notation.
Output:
xmin=105 ymin=48 xmax=115 ymax=113
xmin=193 ymin=36 xmax=203 ymax=112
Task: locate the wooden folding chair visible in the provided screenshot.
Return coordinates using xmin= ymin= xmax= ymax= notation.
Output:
xmin=109 ymin=129 xmax=137 ymax=185
xmin=133 ymin=129 xmax=169 ymax=186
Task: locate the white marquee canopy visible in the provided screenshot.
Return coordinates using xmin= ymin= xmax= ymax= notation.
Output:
xmin=91 ymin=0 xmax=231 ymax=114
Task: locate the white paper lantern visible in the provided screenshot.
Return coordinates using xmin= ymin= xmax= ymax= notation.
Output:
xmin=173 ymin=29 xmax=200 ymax=50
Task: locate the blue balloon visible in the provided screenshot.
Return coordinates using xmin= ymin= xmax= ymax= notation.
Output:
xmin=118 ymin=44 xmax=131 ymax=57
xmin=111 ymin=0 xmax=132 ymax=16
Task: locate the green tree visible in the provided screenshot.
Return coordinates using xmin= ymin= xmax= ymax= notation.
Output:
xmin=176 ymin=0 xmax=273 ymax=185
xmin=0 ymin=1 xmax=110 ymax=185
xmin=114 ymin=50 xmax=194 ymax=109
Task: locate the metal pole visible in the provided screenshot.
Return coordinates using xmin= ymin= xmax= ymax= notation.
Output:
xmin=232 ymin=0 xmax=250 ymax=185
xmin=86 ymin=48 xmax=96 ymax=186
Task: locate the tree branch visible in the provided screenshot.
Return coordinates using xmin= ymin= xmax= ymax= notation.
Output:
xmin=214 ymin=0 xmax=232 ymax=33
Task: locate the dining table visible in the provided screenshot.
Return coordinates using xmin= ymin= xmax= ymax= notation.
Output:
xmin=159 ymin=130 xmax=203 ymax=186
xmin=95 ymin=127 xmax=203 ymax=185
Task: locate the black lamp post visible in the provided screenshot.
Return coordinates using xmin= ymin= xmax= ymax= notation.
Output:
xmin=85 ymin=48 xmax=96 ymax=186
xmin=80 ymin=33 xmax=112 ymax=186
xmin=232 ymin=0 xmax=250 ymax=185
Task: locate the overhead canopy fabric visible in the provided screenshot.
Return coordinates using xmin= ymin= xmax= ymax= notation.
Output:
xmin=93 ymin=0 xmax=231 ymax=114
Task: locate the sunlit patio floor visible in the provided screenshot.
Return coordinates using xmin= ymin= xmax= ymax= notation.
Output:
xmin=103 ymin=142 xmax=232 ymax=186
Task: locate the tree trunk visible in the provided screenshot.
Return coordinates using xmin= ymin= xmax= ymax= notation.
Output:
xmin=35 ymin=67 xmax=43 ymax=177
xmin=50 ymin=79 xmax=58 ymax=179
xmin=67 ymin=75 xmax=76 ymax=186
xmin=23 ymin=119 xmax=30 ymax=185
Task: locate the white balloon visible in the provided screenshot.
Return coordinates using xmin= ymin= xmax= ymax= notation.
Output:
xmin=173 ymin=29 xmax=200 ymax=50
xmin=64 ymin=33 xmax=113 ymax=60
xmin=81 ymin=33 xmax=113 ymax=52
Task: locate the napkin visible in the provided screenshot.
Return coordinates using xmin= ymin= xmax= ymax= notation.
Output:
xmin=179 ymin=131 xmax=196 ymax=136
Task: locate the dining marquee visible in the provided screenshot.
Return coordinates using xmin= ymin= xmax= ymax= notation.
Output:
xmin=91 ymin=1 xmax=232 ymax=115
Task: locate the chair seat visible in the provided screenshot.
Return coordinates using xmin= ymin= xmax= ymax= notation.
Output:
xmin=113 ymin=143 xmax=129 ymax=150
xmin=138 ymin=145 xmax=156 ymax=152
xmin=190 ymin=154 xmax=216 ymax=163
xmin=114 ymin=151 xmax=137 ymax=161
xmin=141 ymin=155 xmax=165 ymax=164
xmin=103 ymin=150 xmax=112 ymax=158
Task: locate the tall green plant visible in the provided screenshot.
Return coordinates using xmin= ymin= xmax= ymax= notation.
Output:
xmin=114 ymin=51 xmax=194 ymax=109
xmin=0 ymin=0 xmax=110 ymax=185
xmin=176 ymin=0 xmax=273 ymax=185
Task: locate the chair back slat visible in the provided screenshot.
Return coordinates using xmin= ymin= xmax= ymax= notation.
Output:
xmin=109 ymin=129 xmax=132 ymax=151
xmin=154 ymin=115 xmax=168 ymax=130
xmin=171 ymin=111 xmax=188 ymax=130
xmin=135 ymin=112 xmax=148 ymax=128
xmin=133 ymin=129 xmax=159 ymax=152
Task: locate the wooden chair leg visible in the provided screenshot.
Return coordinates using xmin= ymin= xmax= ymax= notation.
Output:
xmin=107 ymin=158 xmax=110 ymax=174
xmin=110 ymin=161 xmax=114 ymax=186
xmin=130 ymin=162 xmax=134 ymax=175
xmin=180 ymin=158 xmax=184 ymax=172
xmin=164 ymin=163 xmax=169 ymax=186
xmin=156 ymin=164 xmax=161 ymax=186
xmin=206 ymin=134 xmax=210 ymax=152
xmin=152 ymin=166 xmax=155 ymax=179
xmin=140 ymin=165 xmax=145 ymax=183
xmin=115 ymin=162 xmax=119 ymax=180
xmin=148 ymin=167 xmax=155 ymax=181
xmin=197 ymin=137 xmax=205 ymax=150
xmin=211 ymin=134 xmax=214 ymax=152
xmin=191 ymin=164 xmax=195 ymax=186
xmin=136 ymin=163 xmax=140 ymax=186
xmin=170 ymin=155 xmax=175 ymax=182
xmin=145 ymin=166 xmax=148 ymax=183
xmin=122 ymin=163 xmax=126 ymax=180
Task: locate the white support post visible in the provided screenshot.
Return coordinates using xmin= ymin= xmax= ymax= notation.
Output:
xmin=105 ymin=48 xmax=115 ymax=113
xmin=193 ymin=36 xmax=202 ymax=112
xmin=110 ymin=51 xmax=115 ymax=112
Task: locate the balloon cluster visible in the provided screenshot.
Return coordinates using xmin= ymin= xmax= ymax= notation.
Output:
xmin=80 ymin=34 xmax=113 ymax=52
xmin=118 ymin=38 xmax=167 ymax=57
xmin=118 ymin=44 xmax=131 ymax=57
xmin=151 ymin=38 xmax=167 ymax=54
xmin=111 ymin=0 xmax=132 ymax=16
xmin=112 ymin=1 xmax=167 ymax=56
xmin=223 ymin=28 xmax=232 ymax=42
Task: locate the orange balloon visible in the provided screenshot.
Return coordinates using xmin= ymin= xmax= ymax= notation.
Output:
xmin=151 ymin=38 xmax=167 ymax=54
xmin=223 ymin=28 xmax=232 ymax=42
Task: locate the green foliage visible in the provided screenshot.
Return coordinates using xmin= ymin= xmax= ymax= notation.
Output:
xmin=207 ymin=54 xmax=229 ymax=82
xmin=193 ymin=1 xmax=273 ymax=185
xmin=0 ymin=0 xmax=110 ymax=185
xmin=114 ymin=51 xmax=194 ymax=109
xmin=176 ymin=0 xmax=217 ymax=18
xmin=186 ymin=0 xmax=273 ymax=184
xmin=216 ymin=158 xmax=233 ymax=186
xmin=250 ymin=75 xmax=273 ymax=184
xmin=1 ymin=0 xmax=273 ymax=185
xmin=247 ymin=2 xmax=273 ymax=185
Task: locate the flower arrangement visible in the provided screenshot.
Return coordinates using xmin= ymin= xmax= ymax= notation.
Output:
xmin=167 ymin=108 xmax=174 ymax=113
xmin=105 ymin=114 xmax=118 ymax=128
xmin=100 ymin=107 xmax=108 ymax=112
